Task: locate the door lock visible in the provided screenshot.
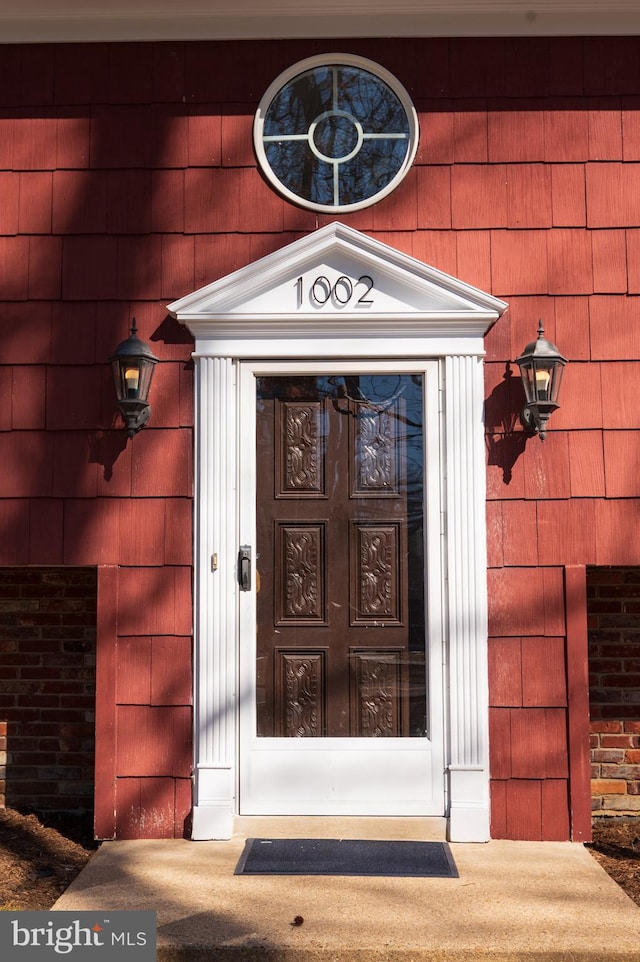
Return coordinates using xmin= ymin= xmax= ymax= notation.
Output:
xmin=238 ymin=545 xmax=251 ymax=591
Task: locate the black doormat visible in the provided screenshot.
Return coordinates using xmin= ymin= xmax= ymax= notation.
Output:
xmin=234 ymin=838 xmax=458 ymax=877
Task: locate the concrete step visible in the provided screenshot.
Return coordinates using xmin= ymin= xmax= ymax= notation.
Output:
xmin=53 ymin=818 xmax=640 ymax=962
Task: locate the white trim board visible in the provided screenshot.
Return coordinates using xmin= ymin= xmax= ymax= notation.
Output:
xmin=1 ymin=3 xmax=639 ymax=41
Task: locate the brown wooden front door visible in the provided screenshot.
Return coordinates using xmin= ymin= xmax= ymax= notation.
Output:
xmin=255 ymin=374 xmax=428 ymax=741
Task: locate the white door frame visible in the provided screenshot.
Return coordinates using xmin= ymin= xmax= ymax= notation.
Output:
xmin=238 ymin=359 xmax=444 ymax=816
xmin=168 ymin=223 xmax=507 ymax=842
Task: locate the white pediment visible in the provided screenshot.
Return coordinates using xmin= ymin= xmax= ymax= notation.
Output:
xmin=168 ymin=223 xmax=507 ymax=344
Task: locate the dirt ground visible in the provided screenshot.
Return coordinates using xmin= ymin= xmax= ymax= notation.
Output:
xmin=0 ymin=808 xmax=97 ymax=910
xmin=0 ymin=808 xmax=638 ymax=911
xmin=586 ymin=818 xmax=640 ymax=907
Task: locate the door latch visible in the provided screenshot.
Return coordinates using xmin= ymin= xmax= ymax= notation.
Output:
xmin=238 ymin=545 xmax=251 ymax=591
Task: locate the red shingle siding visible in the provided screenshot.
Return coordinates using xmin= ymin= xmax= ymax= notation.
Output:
xmin=478 ymin=39 xmax=640 ymax=839
xmin=1 ymin=36 xmax=639 ymax=838
xmin=488 ymin=635 xmax=570 ymax=839
xmin=0 ymin=41 xmax=195 ymax=835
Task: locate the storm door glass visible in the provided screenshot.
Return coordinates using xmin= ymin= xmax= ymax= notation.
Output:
xmin=255 ymin=374 xmax=427 ymax=738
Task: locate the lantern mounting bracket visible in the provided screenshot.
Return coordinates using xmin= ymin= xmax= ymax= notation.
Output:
xmin=520 ymin=399 xmax=559 ymax=440
xmin=118 ymin=399 xmax=152 ymax=439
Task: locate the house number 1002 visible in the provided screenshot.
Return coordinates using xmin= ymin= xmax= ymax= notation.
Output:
xmin=295 ymin=275 xmax=374 ymax=308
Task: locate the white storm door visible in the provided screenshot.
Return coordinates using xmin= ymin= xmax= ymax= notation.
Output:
xmin=238 ymin=360 xmax=444 ymax=816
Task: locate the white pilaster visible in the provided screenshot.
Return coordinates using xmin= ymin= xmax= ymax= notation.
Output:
xmin=191 ymin=354 xmax=238 ymax=839
xmin=444 ymin=354 xmax=490 ymax=842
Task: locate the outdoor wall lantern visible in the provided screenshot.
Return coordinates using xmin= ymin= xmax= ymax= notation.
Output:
xmin=108 ymin=319 xmax=158 ymax=439
xmin=514 ymin=321 xmax=567 ymax=441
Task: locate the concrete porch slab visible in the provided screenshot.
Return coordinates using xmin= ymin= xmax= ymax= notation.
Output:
xmin=53 ymin=818 xmax=640 ymax=962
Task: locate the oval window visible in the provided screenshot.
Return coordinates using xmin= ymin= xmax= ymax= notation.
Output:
xmin=254 ymin=54 xmax=419 ymax=214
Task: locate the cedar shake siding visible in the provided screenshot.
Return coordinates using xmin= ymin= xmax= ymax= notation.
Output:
xmin=0 ymin=37 xmax=639 ymax=837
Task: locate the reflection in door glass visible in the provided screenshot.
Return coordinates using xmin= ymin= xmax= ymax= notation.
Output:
xmin=255 ymin=375 xmax=427 ymax=738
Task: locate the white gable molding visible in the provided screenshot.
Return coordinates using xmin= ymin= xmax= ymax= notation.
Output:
xmin=1 ymin=1 xmax=639 ymax=41
xmin=169 ymin=221 xmax=504 ymax=347
xmin=168 ymin=223 xmax=507 ymax=842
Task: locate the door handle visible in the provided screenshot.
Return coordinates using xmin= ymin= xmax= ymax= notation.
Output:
xmin=238 ymin=545 xmax=251 ymax=591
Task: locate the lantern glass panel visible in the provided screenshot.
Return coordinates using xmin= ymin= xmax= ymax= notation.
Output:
xmin=520 ymin=363 xmax=535 ymax=403
xmin=111 ymin=359 xmax=128 ymax=403
xmin=549 ymin=362 xmax=564 ymax=405
xmin=111 ymin=356 xmax=155 ymax=403
xmin=124 ymin=366 xmax=141 ymax=397
xmin=136 ymin=358 xmax=155 ymax=401
xmin=533 ymin=365 xmax=552 ymax=401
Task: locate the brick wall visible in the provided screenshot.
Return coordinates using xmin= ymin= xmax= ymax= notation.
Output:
xmin=588 ymin=566 xmax=640 ymax=815
xmin=0 ymin=567 xmax=96 ymax=811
